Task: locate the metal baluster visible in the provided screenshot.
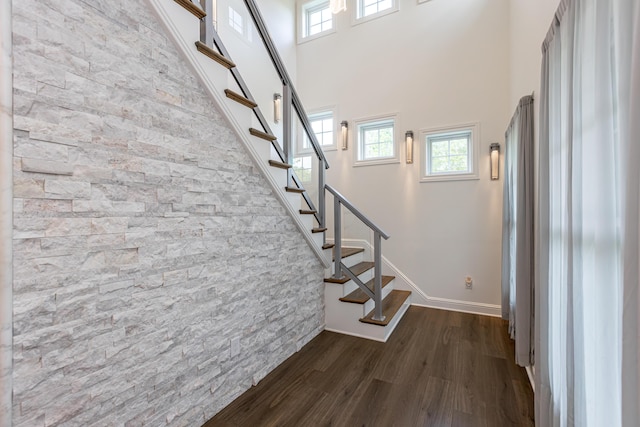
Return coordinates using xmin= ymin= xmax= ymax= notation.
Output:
xmin=283 ymin=84 xmax=292 ymax=188
xmin=200 ymin=0 xmax=214 ymax=45
xmin=373 ymin=231 xmax=385 ymax=322
xmin=333 ymin=198 xmax=342 ymax=279
xmin=319 ymin=160 xmax=326 ymax=238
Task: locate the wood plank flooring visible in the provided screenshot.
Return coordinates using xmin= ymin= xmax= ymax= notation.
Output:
xmin=203 ymin=306 xmax=534 ymax=427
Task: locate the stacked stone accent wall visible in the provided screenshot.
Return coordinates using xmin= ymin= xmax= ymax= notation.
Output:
xmin=11 ymin=0 xmax=324 ymax=425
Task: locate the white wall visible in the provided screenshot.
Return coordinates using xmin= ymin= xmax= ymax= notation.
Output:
xmin=509 ymin=0 xmax=560 ymax=108
xmin=217 ymin=0 xmax=297 ymax=141
xmin=296 ymin=0 xmax=512 ymax=311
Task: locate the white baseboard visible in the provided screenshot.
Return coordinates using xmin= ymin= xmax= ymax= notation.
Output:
xmin=331 ymin=238 xmax=501 ymax=318
xmin=323 ymin=327 xmax=386 ymax=343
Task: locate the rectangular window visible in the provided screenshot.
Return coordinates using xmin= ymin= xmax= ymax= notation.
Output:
xmin=307 ymin=3 xmax=332 ymax=36
xmin=293 ymin=155 xmax=313 ymax=183
xmin=354 ymin=0 xmax=398 ymax=24
xmin=354 ymin=116 xmax=399 ymax=166
xmin=303 ymin=111 xmax=335 ymax=150
xmin=421 ymin=123 xmax=480 ymax=182
xmin=299 ymin=0 xmax=335 ymax=42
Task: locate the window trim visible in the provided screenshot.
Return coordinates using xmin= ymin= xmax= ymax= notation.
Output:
xmin=351 ymin=0 xmax=399 ymax=26
xmin=420 ymin=122 xmax=480 ymax=182
xmin=353 ymin=114 xmax=400 ymax=167
xmin=297 ymin=0 xmax=336 ymax=44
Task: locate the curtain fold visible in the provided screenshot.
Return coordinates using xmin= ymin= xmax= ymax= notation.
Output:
xmin=501 ymin=95 xmax=535 ymax=367
xmin=536 ymin=0 xmax=640 ymax=425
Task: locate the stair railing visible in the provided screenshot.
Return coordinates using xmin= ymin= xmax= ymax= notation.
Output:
xmin=326 ymin=185 xmax=389 ymax=322
xmin=198 ymin=0 xmax=328 ymax=234
xmin=195 ymin=0 xmax=389 ymax=320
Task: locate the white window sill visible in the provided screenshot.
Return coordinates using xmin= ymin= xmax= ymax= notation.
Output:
xmin=352 ymin=6 xmax=399 ymax=27
xmin=420 ymin=173 xmax=480 ymax=183
xmin=297 ymin=28 xmax=336 ymax=45
xmin=354 ymin=158 xmax=400 ymax=167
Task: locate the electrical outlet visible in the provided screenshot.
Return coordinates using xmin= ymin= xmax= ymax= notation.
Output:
xmin=465 ymin=276 xmax=473 ymax=289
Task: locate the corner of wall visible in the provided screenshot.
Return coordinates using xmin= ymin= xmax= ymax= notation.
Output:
xmin=0 ymin=0 xmax=13 ymax=423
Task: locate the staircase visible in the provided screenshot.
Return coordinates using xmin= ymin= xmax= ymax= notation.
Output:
xmin=149 ymin=0 xmax=410 ymax=342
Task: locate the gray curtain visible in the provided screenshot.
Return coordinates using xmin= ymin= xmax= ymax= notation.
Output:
xmin=536 ymin=0 xmax=640 ymax=424
xmin=501 ymin=95 xmax=534 ymax=367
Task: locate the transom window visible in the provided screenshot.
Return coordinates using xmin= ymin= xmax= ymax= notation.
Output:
xmin=307 ymin=3 xmax=332 ymax=36
xmin=354 ymin=0 xmax=398 ymax=23
xmin=359 ymin=0 xmax=392 ymax=18
xmin=299 ymin=109 xmax=336 ymax=152
xmin=354 ymin=116 xmax=399 ymax=166
xmin=305 ymin=112 xmax=334 ymax=149
xmin=300 ymin=0 xmax=335 ymax=41
xmin=428 ymin=132 xmax=471 ymax=174
xmin=421 ymin=123 xmax=480 ymax=182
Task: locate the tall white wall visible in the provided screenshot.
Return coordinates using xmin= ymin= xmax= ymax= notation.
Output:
xmin=509 ymin=0 xmax=560 ymax=108
xmin=297 ymin=0 xmax=511 ymax=311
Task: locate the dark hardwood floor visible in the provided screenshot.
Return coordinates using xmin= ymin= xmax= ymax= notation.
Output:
xmin=204 ymin=306 xmax=534 ymax=427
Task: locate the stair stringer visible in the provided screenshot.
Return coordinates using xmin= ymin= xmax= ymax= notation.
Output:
xmin=146 ymin=0 xmax=330 ymax=268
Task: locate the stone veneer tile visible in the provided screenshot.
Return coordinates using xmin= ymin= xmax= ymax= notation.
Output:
xmin=10 ymin=0 xmax=325 ymax=425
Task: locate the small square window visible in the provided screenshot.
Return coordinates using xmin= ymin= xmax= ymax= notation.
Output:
xmin=353 ymin=0 xmax=398 ymax=24
xmin=299 ymin=109 xmax=337 ymax=152
xmin=354 ymin=116 xmax=399 ymax=166
xmin=299 ymin=0 xmax=335 ymax=42
xmin=421 ymin=123 xmax=480 ymax=182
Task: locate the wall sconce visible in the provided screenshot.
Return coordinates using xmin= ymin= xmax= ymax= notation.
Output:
xmin=490 ymin=143 xmax=500 ymax=180
xmin=341 ymin=121 xmax=348 ymax=150
xmin=273 ymin=93 xmax=282 ymax=123
xmin=405 ymin=131 xmax=414 ymax=164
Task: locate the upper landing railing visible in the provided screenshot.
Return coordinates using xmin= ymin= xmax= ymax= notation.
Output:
xmin=195 ymin=0 xmax=389 ymax=322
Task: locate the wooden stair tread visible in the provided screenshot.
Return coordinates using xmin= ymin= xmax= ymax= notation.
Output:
xmin=299 ymin=209 xmax=317 ymax=215
xmin=225 ymin=89 xmax=257 ymax=108
xmin=194 ymin=41 xmax=235 ymax=69
xmin=268 ymin=160 xmax=291 ymax=169
xmin=324 ymin=262 xmax=375 ymax=284
xmin=312 ymin=227 xmax=327 ymax=233
xmin=285 ymin=187 xmax=305 ymax=194
xmin=339 ymin=275 xmax=395 ymax=304
xmin=332 ymin=247 xmax=364 ymax=261
xmin=249 ymin=128 xmax=277 ymax=141
xmin=175 ymin=0 xmax=206 ymax=19
xmin=322 ymin=243 xmax=335 ymax=250
xmin=360 ymin=290 xmax=411 ymax=326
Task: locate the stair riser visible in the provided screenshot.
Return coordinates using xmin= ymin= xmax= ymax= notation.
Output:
xmin=313 ymin=232 xmax=325 ymax=249
xmin=268 ymin=166 xmax=288 ymax=187
xmin=328 ymin=269 xmax=374 ymax=297
xmin=324 ymin=293 xmax=412 ymax=342
xmin=284 ymin=191 xmax=302 ymax=210
xmin=362 ymin=282 xmax=394 ymax=314
xmin=325 ymin=252 xmax=364 ymax=276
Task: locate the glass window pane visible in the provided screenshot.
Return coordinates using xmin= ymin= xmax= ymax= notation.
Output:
xmin=450 ymin=138 xmax=468 ymax=155
xmin=432 ymin=157 xmax=449 ymax=172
